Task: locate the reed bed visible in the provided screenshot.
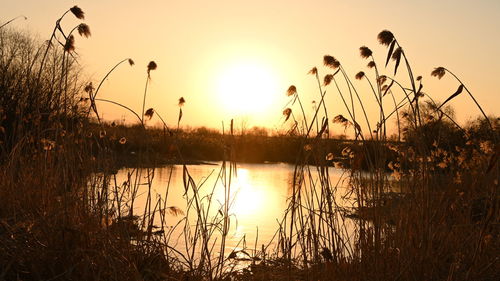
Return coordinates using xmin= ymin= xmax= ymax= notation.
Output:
xmin=1 ymin=6 xmax=498 ymax=281
xmin=266 ymin=30 xmax=499 ymax=281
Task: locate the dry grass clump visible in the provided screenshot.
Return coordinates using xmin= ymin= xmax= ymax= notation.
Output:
xmin=0 ymin=9 xmax=188 ymax=280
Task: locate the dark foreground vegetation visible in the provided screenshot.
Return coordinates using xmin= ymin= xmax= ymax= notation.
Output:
xmin=1 ymin=6 xmax=498 ymax=281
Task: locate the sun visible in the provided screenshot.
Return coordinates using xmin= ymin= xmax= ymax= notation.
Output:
xmin=214 ymin=60 xmax=281 ymax=119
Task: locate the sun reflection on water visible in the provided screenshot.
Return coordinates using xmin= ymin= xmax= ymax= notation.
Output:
xmin=227 ymin=168 xmax=265 ymax=216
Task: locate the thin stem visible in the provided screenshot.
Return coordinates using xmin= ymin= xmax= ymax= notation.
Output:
xmin=37 ymin=9 xmax=71 ymax=82
xmin=398 ymin=43 xmax=422 ymax=127
xmin=444 ymin=68 xmax=494 ymax=132
xmin=424 ymin=93 xmax=468 ymax=137
xmin=94 ymin=98 xmax=144 ymax=127
xmin=90 ymin=58 xmax=133 ymax=122
xmin=141 ymin=75 xmax=150 ymax=124
xmin=0 ymin=15 xmax=27 ymax=29
xmin=389 ymin=90 xmax=401 ymax=141
xmin=295 ymin=94 xmax=308 ymax=133
xmin=340 ymin=66 xmax=373 ymax=139
xmin=364 ymin=76 xmax=384 ymax=123
xmin=371 ymin=57 xmax=386 ymax=138
xmin=314 ymin=72 xmax=329 ymax=122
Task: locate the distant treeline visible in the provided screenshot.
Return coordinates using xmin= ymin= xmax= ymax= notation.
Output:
xmin=90 ymin=115 xmax=498 ymax=170
xmin=88 ymin=123 xmax=368 ymax=166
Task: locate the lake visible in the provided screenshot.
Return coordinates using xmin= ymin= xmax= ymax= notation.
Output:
xmin=114 ymin=162 xmax=353 ymax=257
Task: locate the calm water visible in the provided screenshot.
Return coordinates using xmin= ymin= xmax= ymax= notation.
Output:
xmin=116 ymin=162 xmax=351 ymax=252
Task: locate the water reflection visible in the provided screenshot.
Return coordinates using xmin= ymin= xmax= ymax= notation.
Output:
xmin=116 ymin=162 xmax=349 ymax=251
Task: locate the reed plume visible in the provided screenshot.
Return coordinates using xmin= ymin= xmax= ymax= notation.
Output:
xmin=77 ymin=23 xmax=91 ymax=38
xmin=431 ymin=67 xmax=446 ymax=79
xmin=377 ymin=30 xmax=394 ymax=46
xmin=323 ymin=55 xmax=340 ymax=69
xmin=145 ymin=108 xmax=155 ymax=120
xmin=355 ymin=71 xmax=365 ymax=80
xmin=147 ymin=61 xmax=157 ymax=77
xmin=359 ymin=46 xmax=372 ymax=58
xmin=70 ymin=6 xmax=85 ymax=19
xmin=178 ymin=97 xmax=186 ymax=107
xmin=283 ymin=108 xmax=292 ymax=122
xmin=323 ymin=74 xmax=333 ymax=86
xmin=308 ymin=67 xmax=318 ymax=75
xmin=64 ymin=35 xmax=75 ymax=52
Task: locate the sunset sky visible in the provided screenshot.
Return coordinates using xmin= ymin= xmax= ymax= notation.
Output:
xmin=2 ymin=0 xmax=499 ymax=134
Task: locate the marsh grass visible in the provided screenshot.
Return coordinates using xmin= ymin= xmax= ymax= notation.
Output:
xmin=266 ymin=30 xmax=498 ymax=281
xmin=0 ymin=6 xmax=498 ymax=281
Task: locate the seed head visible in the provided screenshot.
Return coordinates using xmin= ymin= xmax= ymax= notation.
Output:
xmin=323 ymin=74 xmax=333 ymax=86
xmin=70 ymin=6 xmax=85 ymax=20
xmin=84 ymin=82 xmax=94 ymax=94
xmin=367 ymin=61 xmax=376 ymax=69
xmin=128 ymin=59 xmax=135 ymax=66
xmin=178 ymin=97 xmax=185 ymax=107
xmin=431 ymin=67 xmax=446 ymax=79
xmin=119 ymin=137 xmax=127 ymax=145
xmin=308 ymin=67 xmax=318 ymax=75
xmin=377 ymin=30 xmax=394 ymax=46
xmin=166 ymin=206 xmax=184 ymax=216
xmin=359 ymin=46 xmax=372 ymax=59
xmin=377 ymin=75 xmax=387 ymax=85
xmin=355 ymin=71 xmax=365 ymax=80
xmin=416 ymin=75 xmax=422 ymax=81
xmin=147 ymin=61 xmax=157 ymax=76
xmin=64 ymin=35 xmax=75 ymax=52
xmin=77 ymin=23 xmax=91 ymax=38
xmin=286 ymin=85 xmax=297 ymax=96
xmin=283 ymin=108 xmax=292 ymax=121
xmin=333 ymin=114 xmax=349 ymax=125
xmin=323 ymin=55 xmax=340 ymax=69
xmin=144 ymin=108 xmax=155 ymax=120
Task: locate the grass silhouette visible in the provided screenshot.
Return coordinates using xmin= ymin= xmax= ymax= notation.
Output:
xmin=0 ymin=6 xmax=498 ymax=281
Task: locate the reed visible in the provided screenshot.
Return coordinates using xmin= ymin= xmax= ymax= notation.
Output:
xmin=0 ymin=6 xmax=498 ymax=280
xmin=263 ymin=29 xmax=498 ymax=281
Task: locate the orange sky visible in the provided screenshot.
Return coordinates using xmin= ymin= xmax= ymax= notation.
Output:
xmin=2 ymin=0 xmax=499 ymax=135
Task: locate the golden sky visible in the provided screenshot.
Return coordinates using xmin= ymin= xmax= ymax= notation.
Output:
xmin=2 ymin=0 xmax=499 ymax=134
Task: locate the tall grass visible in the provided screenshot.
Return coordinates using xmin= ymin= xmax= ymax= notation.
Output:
xmin=1 ymin=6 xmax=498 ymax=281
xmin=270 ymin=30 xmax=498 ymax=281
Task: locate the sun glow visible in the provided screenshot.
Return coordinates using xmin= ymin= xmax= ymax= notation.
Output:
xmin=214 ymin=60 xmax=281 ymax=119
xmin=228 ymin=169 xmax=263 ymax=216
